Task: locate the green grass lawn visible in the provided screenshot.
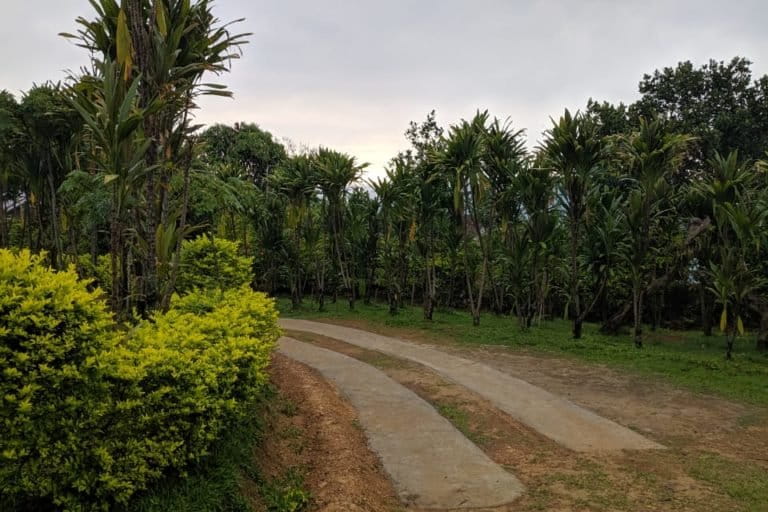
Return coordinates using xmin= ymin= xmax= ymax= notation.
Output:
xmin=279 ymin=299 xmax=768 ymax=406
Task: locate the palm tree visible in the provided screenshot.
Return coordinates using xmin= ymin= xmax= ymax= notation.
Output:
xmin=68 ymin=0 xmax=249 ymax=314
xmin=542 ymin=109 xmax=603 ymax=339
xmin=433 ymin=112 xmax=489 ymax=326
xmin=72 ymin=60 xmax=150 ymax=316
xmin=271 ymin=155 xmax=317 ymax=309
xmin=694 ymin=151 xmax=766 ymax=357
xmin=315 ymin=148 xmax=367 ymax=309
xmin=371 ymin=161 xmax=416 ymax=315
xmin=516 ymin=163 xmax=557 ymax=327
xmin=484 ymin=117 xmax=527 ymax=315
xmin=617 ymin=116 xmax=690 ymax=348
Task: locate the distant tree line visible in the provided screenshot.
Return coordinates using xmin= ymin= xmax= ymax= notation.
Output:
xmin=2 ymin=53 xmax=768 ymax=358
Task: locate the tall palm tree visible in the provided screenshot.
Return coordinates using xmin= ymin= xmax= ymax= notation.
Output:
xmin=542 ymin=109 xmax=603 ymax=339
xmin=371 ymin=161 xmax=416 ymax=315
xmin=68 ymin=0 xmax=249 ymax=314
xmin=617 ymin=116 xmax=690 ymax=348
xmin=484 ymin=117 xmax=527 ymax=315
xmin=315 ymin=148 xmax=367 ymax=309
xmin=434 ymin=112 xmax=489 ymax=326
xmin=271 ymin=155 xmax=317 ymax=309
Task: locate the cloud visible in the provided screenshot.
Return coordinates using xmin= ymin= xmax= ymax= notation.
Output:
xmin=3 ymin=0 xmax=767 ymax=177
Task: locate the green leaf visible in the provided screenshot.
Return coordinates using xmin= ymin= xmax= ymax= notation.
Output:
xmin=720 ymin=307 xmax=727 ymax=333
xmin=737 ymin=316 xmax=745 ymax=336
xmin=104 ymin=175 xmax=119 ymax=185
xmin=155 ymin=2 xmax=168 ymax=37
xmin=116 ymin=9 xmax=133 ymax=81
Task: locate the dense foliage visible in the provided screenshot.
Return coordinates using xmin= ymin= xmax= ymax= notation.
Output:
xmin=0 ymin=250 xmax=278 ymax=510
xmin=177 ymin=236 xmax=254 ymax=293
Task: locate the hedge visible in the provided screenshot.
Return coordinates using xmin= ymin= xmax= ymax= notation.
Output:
xmin=0 ymin=250 xmax=278 ymax=511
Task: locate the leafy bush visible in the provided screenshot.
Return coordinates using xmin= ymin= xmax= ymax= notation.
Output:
xmin=0 ymin=250 xmax=115 ymax=510
xmin=177 ymin=236 xmax=253 ymax=293
xmin=0 ymin=250 xmax=279 ymax=511
xmin=76 ymin=253 xmax=112 ymax=292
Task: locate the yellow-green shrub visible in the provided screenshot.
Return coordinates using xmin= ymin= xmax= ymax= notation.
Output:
xmin=76 ymin=254 xmax=112 ymax=293
xmin=93 ymin=287 xmax=279 ymax=505
xmin=0 ymin=250 xmax=278 ymax=511
xmin=177 ymin=236 xmax=253 ymax=293
xmin=0 ymin=250 xmax=115 ymax=509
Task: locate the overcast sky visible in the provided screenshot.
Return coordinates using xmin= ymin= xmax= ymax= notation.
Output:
xmin=2 ymin=1 xmax=767 ymax=176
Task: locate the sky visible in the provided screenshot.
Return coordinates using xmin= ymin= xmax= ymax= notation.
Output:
xmin=2 ymin=0 xmax=767 ymax=177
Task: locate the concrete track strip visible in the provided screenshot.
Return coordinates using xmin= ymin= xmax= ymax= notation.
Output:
xmin=279 ymin=337 xmax=525 ymax=509
xmin=280 ymin=319 xmax=664 ymax=452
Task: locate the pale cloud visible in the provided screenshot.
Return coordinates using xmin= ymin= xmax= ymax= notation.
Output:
xmin=3 ymin=0 xmax=767 ymax=177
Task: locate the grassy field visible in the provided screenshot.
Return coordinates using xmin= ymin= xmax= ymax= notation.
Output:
xmin=279 ymin=299 xmax=768 ymax=406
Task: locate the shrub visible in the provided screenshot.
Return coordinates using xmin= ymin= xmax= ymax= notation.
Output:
xmin=0 ymin=249 xmax=115 ymax=510
xmin=76 ymin=254 xmax=112 ymax=293
xmin=177 ymin=236 xmax=253 ymax=293
xmin=0 ymin=250 xmax=279 ymax=511
xmin=94 ymin=287 xmax=279 ymax=505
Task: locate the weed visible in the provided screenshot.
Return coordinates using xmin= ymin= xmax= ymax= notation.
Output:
xmin=260 ymin=467 xmax=311 ymax=512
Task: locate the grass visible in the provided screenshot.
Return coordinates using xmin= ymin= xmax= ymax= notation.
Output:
xmin=689 ymin=453 xmax=768 ymax=512
xmin=279 ymin=299 xmax=768 ymax=405
xmin=434 ymin=402 xmax=487 ymax=445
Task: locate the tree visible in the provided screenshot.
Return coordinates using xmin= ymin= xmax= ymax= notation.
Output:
xmin=0 ymin=91 xmax=20 ymax=248
xmin=399 ymin=111 xmax=446 ymax=320
xmin=371 ymin=163 xmax=416 ymax=315
xmin=271 ymin=155 xmax=317 ymax=309
xmin=67 ymin=0 xmax=248 ymax=315
xmin=635 ymin=57 xmax=768 ymax=174
xmin=200 ymin=123 xmax=287 ymax=187
xmin=616 ymin=117 xmax=691 ymax=348
xmin=434 ymin=112 xmax=491 ymax=326
xmin=543 ymin=109 xmax=603 ymax=338
xmin=315 ymin=148 xmax=367 ymax=309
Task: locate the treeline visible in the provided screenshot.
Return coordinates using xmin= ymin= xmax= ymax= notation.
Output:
xmin=2 ymin=46 xmax=768 ymax=357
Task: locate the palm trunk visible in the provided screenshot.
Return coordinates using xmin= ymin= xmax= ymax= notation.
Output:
xmin=633 ymin=281 xmax=643 ymax=349
xmin=0 ymin=180 xmax=7 ymax=247
xmin=756 ymin=306 xmax=768 ymax=352
xmin=570 ymin=220 xmax=582 ymax=339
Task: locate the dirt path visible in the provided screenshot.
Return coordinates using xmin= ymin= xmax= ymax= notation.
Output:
xmin=279 ymin=337 xmax=524 ymax=509
xmin=279 ymin=319 xmax=662 ymax=452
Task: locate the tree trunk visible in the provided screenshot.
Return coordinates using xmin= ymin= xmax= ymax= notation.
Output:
xmin=573 ymin=319 xmax=583 ymax=339
xmin=633 ymin=283 xmax=643 ymax=349
xmin=726 ymin=328 xmax=736 ymax=360
xmin=756 ymin=307 xmax=768 ymax=352
xmin=0 ymin=181 xmax=7 ymax=247
xmin=423 ymin=253 xmax=435 ymax=321
xmin=570 ymin=220 xmax=581 ymax=339
xmin=700 ymin=284 xmax=713 ymax=336
xmin=126 ymin=0 xmax=159 ymax=314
